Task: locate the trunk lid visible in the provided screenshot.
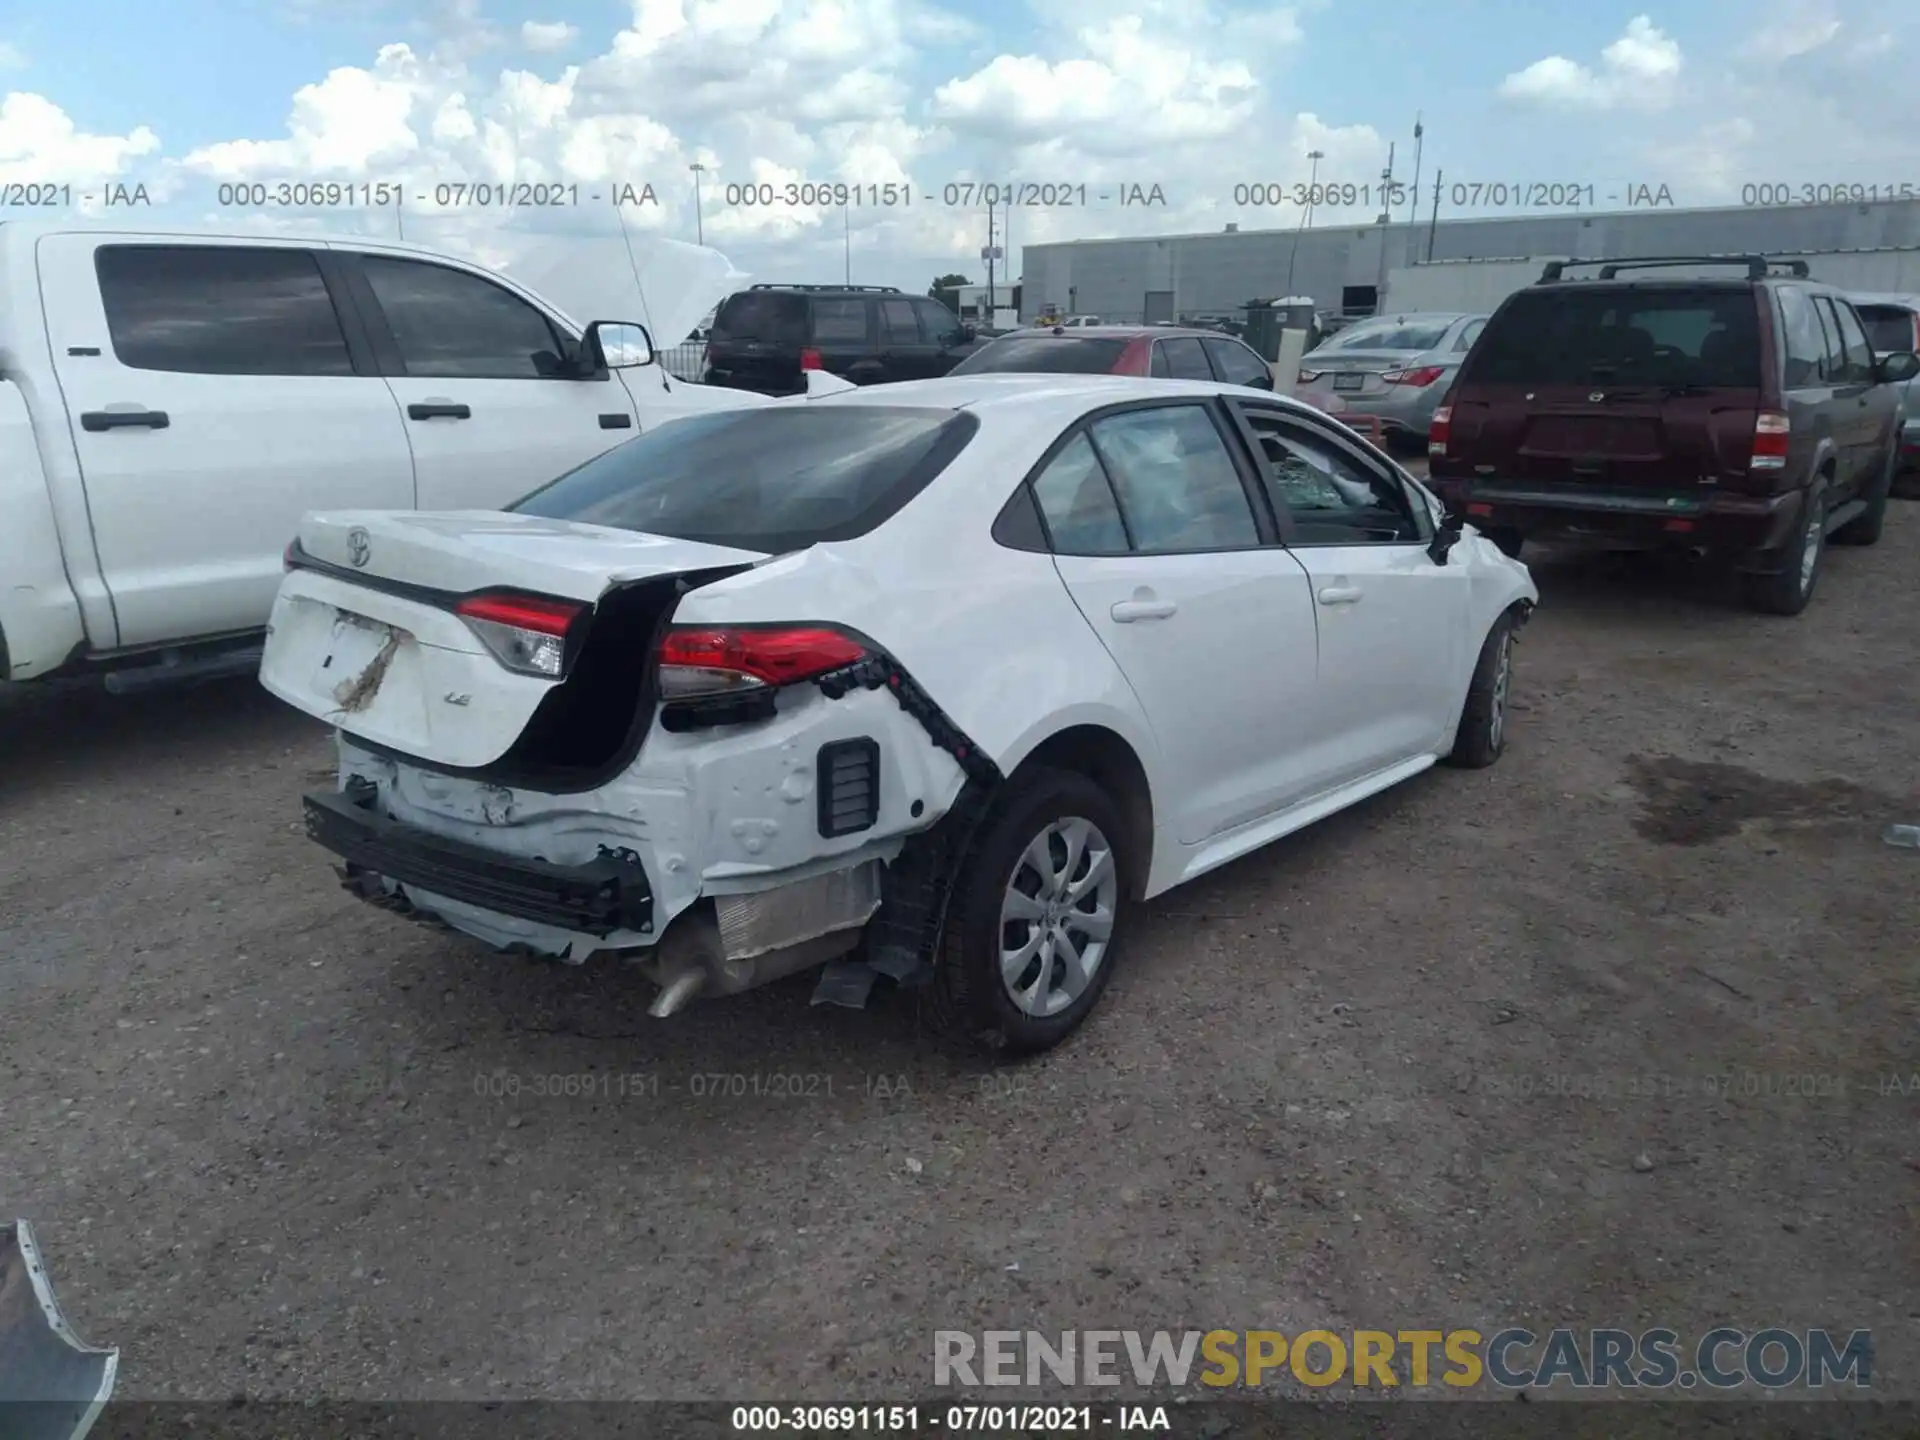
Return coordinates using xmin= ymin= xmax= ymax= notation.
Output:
xmin=1447 ymin=383 xmax=1761 ymax=491
xmin=1297 ymin=348 xmax=1427 ymax=398
xmin=262 ymin=511 xmax=763 ymax=769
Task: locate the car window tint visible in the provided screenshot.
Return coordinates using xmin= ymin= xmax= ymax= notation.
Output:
xmin=95 ymin=245 xmax=353 ymax=376
xmin=911 ymin=297 xmax=962 ymax=344
xmin=951 ymin=336 xmax=1130 ymax=373
xmin=1858 ymin=305 xmax=1916 ymax=354
xmin=1030 ymin=432 xmax=1130 ymax=555
xmin=359 ymin=256 xmax=563 ymax=379
xmin=1240 ymin=411 xmax=1421 ymax=545
xmin=1827 ymin=300 xmax=1874 ymax=381
xmin=811 ymin=299 xmax=869 ymax=344
xmin=1203 ymin=337 xmax=1269 ymax=386
xmin=1469 ymin=289 xmax=1760 ymax=388
xmin=880 ymin=298 xmax=920 ymax=346
xmin=712 ymin=291 xmax=808 ymax=345
xmin=1157 ymin=337 xmax=1212 ymax=380
xmin=1087 ymin=406 xmax=1259 ymax=552
xmin=511 ymin=406 xmax=976 ymax=552
xmin=1777 ymin=287 xmax=1827 ymax=387
xmin=1149 ymin=344 xmax=1171 ymax=377
xmin=1809 ymin=296 xmax=1845 ymax=381
xmin=1324 ymin=319 xmax=1451 ymax=351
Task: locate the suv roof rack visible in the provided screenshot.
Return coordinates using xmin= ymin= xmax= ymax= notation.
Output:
xmin=748 ymin=282 xmax=902 ymax=293
xmin=1538 ymin=256 xmax=1812 ymax=283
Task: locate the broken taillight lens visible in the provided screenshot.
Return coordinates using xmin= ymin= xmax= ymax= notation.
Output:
xmin=1383 ymin=365 xmax=1446 ymax=387
xmin=455 ymin=593 xmax=585 ymax=678
xmin=657 ymin=626 xmax=867 ymax=701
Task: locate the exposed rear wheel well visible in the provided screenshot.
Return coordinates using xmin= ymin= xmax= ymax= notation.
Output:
xmin=1007 ymin=726 xmax=1154 ymax=893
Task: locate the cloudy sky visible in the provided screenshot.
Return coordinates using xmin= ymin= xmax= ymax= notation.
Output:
xmin=0 ymin=0 xmax=1912 ymax=292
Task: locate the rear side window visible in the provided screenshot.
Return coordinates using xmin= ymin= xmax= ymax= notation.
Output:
xmin=1203 ymin=337 xmax=1270 ymax=387
xmin=1777 ymin=287 xmax=1828 ymax=386
xmin=1031 ymin=432 xmax=1129 ymax=555
xmin=879 ymin=298 xmax=920 ymax=345
xmin=810 ymin=299 xmax=870 ymax=344
xmin=1465 ymin=289 xmax=1760 ymax=388
xmin=509 ymin=406 xmax=977 ymax=553
xmin=711 ymin=291 xmax=808 ymax=345
xmin=96 ymin=245 xmax=353 ymax=376
xmin=1858 ymin=305 xmax=1918 ymax=355
xmin=951 ymin=336 xmax=1130 ymax=373
xmin=1824 ymin=299 xmax=1874 ymax=382
xmin=1156 ymin=337 xmax=1212 ymax=380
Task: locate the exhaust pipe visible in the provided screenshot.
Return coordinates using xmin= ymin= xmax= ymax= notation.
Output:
xmin=0 ymin=1220 xmax=117 ymax=1440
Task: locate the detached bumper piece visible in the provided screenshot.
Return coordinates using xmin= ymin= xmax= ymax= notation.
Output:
xmin=303 ymin=783 xmax=654 ymax=937
xmin=0 ymin=1220 xmax=117 ymax=1440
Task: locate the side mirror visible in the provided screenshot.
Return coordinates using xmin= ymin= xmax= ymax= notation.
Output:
xmin=1428 ymin=519 xmax=1462 ymax=566
xmin=1877 ymin=350 xmax=1920 ymax=384
xmin=583 ymin=320 xmax=655 ymax=371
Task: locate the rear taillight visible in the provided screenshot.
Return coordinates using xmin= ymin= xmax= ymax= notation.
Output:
xmin=657 ymin=625 xmax=867 ymax=701
xmin=455 ymin=592 xmax=585 ymax=678
xmin=1383 ymin=365 xmax=1445 ymax=388
xmin=1428 ymin=404 xmax=1452 ymax=457
xmin=1296 ymin=368 xmax=1321 ymax=383
xmin=799 ymin=348 xmax=824 ymax=371
xmin=1750 ymin=411 xmax=1790 ymax=472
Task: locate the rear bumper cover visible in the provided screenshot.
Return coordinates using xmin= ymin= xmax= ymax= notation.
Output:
xmin=304 ymin=781 xmax=655 ymax=937
xmin=1426 ymin=478 xmax=1799 ymax=554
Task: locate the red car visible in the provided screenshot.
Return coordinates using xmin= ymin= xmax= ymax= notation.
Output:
xmin=949 ymin=325 xmax=1276 ymax=390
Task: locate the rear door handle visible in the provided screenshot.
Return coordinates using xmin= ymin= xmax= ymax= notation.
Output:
xmin=1111 ymin=599 xmax=1177 ymax=622
xmin=407 ymin=402 xmax=471 ymax=420
xmin=81 ymin=409 xmax=168 ymax=431
xmin=1317 ymin=585 xmax=1363 ymax=605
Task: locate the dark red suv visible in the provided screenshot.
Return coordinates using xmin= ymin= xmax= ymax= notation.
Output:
xmin=1426 ymin=256 xmax=1920 ymax=615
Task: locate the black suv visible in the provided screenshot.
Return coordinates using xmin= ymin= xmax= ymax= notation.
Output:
xmin=703 ymin=284 xmax=982 ymax=396
xmin=1427 ymin=256 xmax=1920 ymax=615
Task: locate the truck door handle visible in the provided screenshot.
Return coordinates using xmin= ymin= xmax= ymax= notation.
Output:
xmin=1317 ymin=585 xmax=1363 ymax=605
xmin=1110 ymin=599 xmax=1177 ymax=622
xmin=599 ymin=413 xmax=633 ymax=429
xmin=407 ymin=402 xmax=471 ymax=420
xmin=81 ymin=408 xmax=169 ymax=431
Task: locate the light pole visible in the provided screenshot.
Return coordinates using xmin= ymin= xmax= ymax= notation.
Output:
xmin=1285 ymin=149 xmax=1324 ymax=295
xmin=844 ymin=199 xmax=851 ymax=284
xmin=688 ymin=161 xmax=705 ymax=245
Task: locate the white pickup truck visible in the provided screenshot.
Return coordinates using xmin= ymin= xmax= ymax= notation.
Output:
xmin=0 ymin=221 xmax=759 ymax=689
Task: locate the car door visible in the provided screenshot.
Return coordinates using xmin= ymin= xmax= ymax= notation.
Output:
xmin=1229 ymin=401 xmax=1470 ymax=790
xmin=39 ymin=235 xmax=415 ymax=649
xmin=1823 ymin=297 xmax=1895 ymax=490
xmin=340 ymin=248 xmax=640 ymax=511
xmin=1201 ymin=336 xmax=1274 ymax=391
xmin=910 ymin=296 xmax=973 ymax=375
xmin=1776 ymin=285 xmax=1840 ymax=483
xmin=877 ymin=296 xmax=937 ymax=382
xmin=1032 ymin=400 xmax=1323 ymax=844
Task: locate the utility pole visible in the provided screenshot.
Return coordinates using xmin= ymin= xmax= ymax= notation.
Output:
xmin=1406 ymin=115 xmax=1424 ymax=262
xmin=986 ymin=200 xmax=997 ymax=317
xmin=1375 ymin=142 xmax=1396 ymax=313
xmin=1286 ymin=148 xmax=1324 ymax=296
xmin=1426 ymin=169 xmax=1443 ymax=262
xmin=843 ymin=200 xmax=851 ymax=284
xmin=688 ymin=161 xmax=705 ymax=245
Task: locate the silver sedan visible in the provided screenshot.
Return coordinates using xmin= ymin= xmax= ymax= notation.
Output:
xmin=1293 ymin=312 xmax=1487 ymax=455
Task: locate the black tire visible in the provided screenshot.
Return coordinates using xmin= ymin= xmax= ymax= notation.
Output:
xmin=1743 ymin=475 xmax=1828 ymax=616
xmin=1443 ymin=610 xmax=1518 ymax=770
xmin=928 ymin=767 xmax=1133 ymax=1056
xmin=1483 ymin=526 xmax=1525 ymax=560
xmin=1832 ymin=445 xmax=1895 ymax=545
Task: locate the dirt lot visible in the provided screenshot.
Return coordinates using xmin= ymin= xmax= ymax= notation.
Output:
xmin=3 ymin=504 xmax=1917 ymax=1405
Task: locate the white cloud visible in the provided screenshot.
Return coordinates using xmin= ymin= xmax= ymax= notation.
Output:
xmin=1500 ymin=15 xmax=1682 ymax=110
xmin=0 ymin=40 xmax=26 ymax=69
xmin=182 ymin=49 xmax=425 ymax=178
xmin=0 ymin=92 xmax=160 ymax=184
xmin=520 ymin=20 xmax=579 ymax=51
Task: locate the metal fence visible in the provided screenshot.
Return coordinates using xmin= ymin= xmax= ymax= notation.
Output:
xmin=660 ymin=339 xmax=706 ymax=382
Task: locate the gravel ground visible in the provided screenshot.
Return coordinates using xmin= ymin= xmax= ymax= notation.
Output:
xmin=3 ymin=499 xmax=1917 ymax=1405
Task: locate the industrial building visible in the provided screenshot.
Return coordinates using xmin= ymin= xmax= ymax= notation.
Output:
xmin=1018 ymin=197 xmax=1920 ymax=325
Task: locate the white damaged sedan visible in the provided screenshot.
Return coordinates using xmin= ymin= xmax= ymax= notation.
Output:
xmin=261 ymin=374 xmax=1536 ymax=1054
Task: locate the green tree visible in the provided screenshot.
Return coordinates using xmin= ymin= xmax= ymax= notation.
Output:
xmin=928 ymin=273 xmax=971 ymax=314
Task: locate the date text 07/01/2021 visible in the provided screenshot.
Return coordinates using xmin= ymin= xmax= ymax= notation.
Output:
xmin=728 ymin=1404 xmax=1169 ymax=1433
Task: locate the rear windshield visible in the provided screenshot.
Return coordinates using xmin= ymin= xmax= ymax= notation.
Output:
xmin=1318 ymin=319 xmax=1451 ymax=352
xmin=509 ymin=407 xmax=979 ymax=553
xmin=711 ymin=291 xmax=807 ymax=345
xmin=1858 ymin=305 xmax=1917 ymax=355
xmin=950 ymin=336 xmax=1130 ymax=374
xmin=1465 ymin=288 xmax=1761 ymax=387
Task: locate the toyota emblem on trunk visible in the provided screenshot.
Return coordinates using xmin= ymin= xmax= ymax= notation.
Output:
xmin=346 ymin=527 xmax=371 ymax=567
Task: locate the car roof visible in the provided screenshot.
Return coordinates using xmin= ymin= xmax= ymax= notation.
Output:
xmin=1002 ymin=325 xmax=1224 ymax=339
xmin=803 ymin=372 xmax=1317 ymax=417
xmin=1852 ymin=293 xmax=1920 ymax=310
xmin=1337 ymin=311 xmax=1478 ymax=324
